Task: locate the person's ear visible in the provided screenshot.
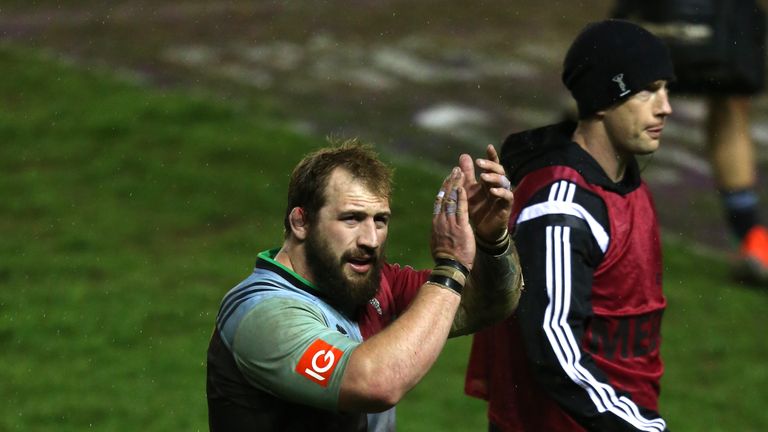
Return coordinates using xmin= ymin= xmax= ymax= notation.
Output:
xmin=289 ymin=207 xmax=309 ymax=240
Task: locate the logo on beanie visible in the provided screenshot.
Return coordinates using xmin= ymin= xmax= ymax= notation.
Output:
xmin=612 ymin=73 xmax=631 ymax=97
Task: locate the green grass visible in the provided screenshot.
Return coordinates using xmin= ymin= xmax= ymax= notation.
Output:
xmin=1 ymin=45 xmax=767 ymax=431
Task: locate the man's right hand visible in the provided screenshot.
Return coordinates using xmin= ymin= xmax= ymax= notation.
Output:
xmin=430 ymin=167 xmax=476 ymax=270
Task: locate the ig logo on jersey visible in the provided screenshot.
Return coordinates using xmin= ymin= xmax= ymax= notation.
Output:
xmin=296 ymin=339 xmax=343 ymax=387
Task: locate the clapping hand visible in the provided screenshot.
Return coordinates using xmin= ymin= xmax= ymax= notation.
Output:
xmin=458 ymin=144 xmax=514 ymax=244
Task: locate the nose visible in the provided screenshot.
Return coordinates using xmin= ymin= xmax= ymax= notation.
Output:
xmin=357 ymin=219 xmax=381 ymax=250
xmin=655 ymin=88 xmax=672 ymax=117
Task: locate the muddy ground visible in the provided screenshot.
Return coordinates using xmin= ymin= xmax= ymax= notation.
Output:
xmin=4 ymin=0 xmax=768 ymax=254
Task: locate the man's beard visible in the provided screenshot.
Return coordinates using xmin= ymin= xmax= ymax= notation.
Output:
xmin=304 ymin=229 xmax=382 ymax=315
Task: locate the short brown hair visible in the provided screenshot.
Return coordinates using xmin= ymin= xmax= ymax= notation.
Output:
xmin=283 ymin=138 xmax=393 ymax=236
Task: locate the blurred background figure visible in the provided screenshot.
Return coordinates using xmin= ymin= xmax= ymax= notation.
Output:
xmin=614 ymin=0 xmax=768 ymax=285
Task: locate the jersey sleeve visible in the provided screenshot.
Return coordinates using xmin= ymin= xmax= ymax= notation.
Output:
xmin=230 ymin=296 xmax=360 ymax=412
xmin=515 ymin=180 xmax=668 ymax=431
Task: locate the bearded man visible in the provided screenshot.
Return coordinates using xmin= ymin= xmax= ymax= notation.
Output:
xmin=206 ymin=139 xmax=523 ymax=431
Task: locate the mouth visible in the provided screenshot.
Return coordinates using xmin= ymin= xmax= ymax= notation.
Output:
xmin=346 ymin=255 xmax=375 ymax=274
xmin=646 ymin=125 xmax=664 ymax=139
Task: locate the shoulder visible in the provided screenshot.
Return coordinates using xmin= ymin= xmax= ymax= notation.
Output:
xmin=247 ymin=295 xmax=326 ymax=326
xmin=233 ymin=296 xmax=359 ymax=373
xmin=232 ymin=296 xmax=334 ymax=352
xmin=516 ymin=168 xmax=608 ymax=227
xmin=514 ymin=170 xmax=610 ymax=256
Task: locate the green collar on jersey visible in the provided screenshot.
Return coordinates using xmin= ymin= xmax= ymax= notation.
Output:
xmin=257 ymin=248 xmax=319 ymax=292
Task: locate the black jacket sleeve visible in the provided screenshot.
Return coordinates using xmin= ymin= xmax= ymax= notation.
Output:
xmin=514 ymin=181 xmax=668 ymax=432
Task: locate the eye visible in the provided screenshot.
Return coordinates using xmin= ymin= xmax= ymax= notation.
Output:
xmin=374 ymin=215 xmax=390 ymax=228
xmin=340 ymin=213 xmax=360 ymax=225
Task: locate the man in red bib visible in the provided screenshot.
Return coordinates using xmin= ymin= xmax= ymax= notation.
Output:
xmin=466 ymin=20 xmax=673 ymax=431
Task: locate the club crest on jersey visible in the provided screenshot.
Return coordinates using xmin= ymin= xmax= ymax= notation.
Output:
xmin=296 ymin=339 xmax=343 ymax=387
xmin=369 ymin=297 xmax=383 ymax=315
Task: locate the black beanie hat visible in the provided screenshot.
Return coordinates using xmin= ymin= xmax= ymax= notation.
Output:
xmin=562 ymin=19 xmax=675 ymax=118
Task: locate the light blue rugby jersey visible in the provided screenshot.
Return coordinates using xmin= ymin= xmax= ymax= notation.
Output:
xmin=215 ymin=248 xmax=396 ymax=431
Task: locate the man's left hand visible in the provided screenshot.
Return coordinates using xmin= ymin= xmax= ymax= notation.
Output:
xmin=458 ymin=144 xmax=514 ymax=244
